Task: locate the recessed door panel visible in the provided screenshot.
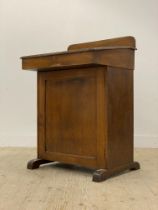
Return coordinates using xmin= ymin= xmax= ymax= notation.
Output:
xmin=45 ymin=70 xmax=97 ymax=157
xmin=38 ymin=67 xmax=106 ymax=168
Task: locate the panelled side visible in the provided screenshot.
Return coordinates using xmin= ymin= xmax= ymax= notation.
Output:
xmin=106 ymin=67 xmax=134 ymax=169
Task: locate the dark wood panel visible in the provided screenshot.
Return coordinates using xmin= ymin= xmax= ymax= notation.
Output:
xmin=42 ymin=151 xmax=97 ymax=169
xmin=45 ymin=70 xmax=97 ymax=157
xmin=68 ymin=36 xmax=136 ymax=51
xmin=107 ymin=67 xmax=134 ymax=169
xmin=37 ymin=67 xmax=107 ymax=169
xmin=25 ymin=36 xmax=140 ymax=181
xmin=21 ymin=48 xmax=134 ymax=70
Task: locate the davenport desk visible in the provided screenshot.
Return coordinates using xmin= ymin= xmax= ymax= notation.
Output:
xmin=21 ymin=36 xmax=140 ymax=182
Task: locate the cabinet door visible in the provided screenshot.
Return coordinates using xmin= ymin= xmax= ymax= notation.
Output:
xmin=38 ymin=67 xmax=107 ymax=169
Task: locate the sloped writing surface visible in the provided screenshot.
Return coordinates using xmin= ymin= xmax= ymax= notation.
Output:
xmin=21 ymin=47 xmax=134 ymax=71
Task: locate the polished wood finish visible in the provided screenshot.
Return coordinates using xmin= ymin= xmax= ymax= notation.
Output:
xmin=21 ymin=47 xmax=135 ymax=70
xmin=68 ymin=36 xmax=136 ymax=51
xmin=21 ymin=36 xmax=140 ymax=182
xmin=27 ymin=159 xmax=53 ymax=169
xmin=93 ymin=161 xmax=140 ymax=182
xmin=107 ymin=66 xmax=134 ymax=168
xmin=37 ymin=67 xmax=106 ymax=169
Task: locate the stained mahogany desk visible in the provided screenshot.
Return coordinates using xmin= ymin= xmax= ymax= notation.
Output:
xmin=21 ymin=36 xmax=140 ymax=182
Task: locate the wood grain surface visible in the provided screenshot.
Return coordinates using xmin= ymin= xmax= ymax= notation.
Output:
xmin=68 ymin=36 xmax=136 ymax=50
xmin=21 ymin=37 xmax=138 ymax=182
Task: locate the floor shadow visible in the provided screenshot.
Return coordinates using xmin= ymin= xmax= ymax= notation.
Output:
xmin=41 ymin=162 xmax=94 ymax=175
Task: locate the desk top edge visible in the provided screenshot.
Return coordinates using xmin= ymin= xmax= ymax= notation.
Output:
xmin=21 ymin=46 xmax=136 ymax=60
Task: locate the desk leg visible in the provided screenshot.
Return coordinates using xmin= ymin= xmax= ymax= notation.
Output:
xmin=93 ymin=161 xmax=140 ymax=182
xmin=27 ymin=159 xmax=53 ymax=169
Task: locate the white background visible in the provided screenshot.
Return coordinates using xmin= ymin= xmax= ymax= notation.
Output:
xmin=0 ymin=0 xmax=158 ymax=147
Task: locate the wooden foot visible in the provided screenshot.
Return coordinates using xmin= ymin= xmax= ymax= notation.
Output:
xmin=27 ymin=158 xmax=53 ymax=169
xmin=93 ymin=161 xmax=140 ymax=182
xmin=93 ymin=169 xmax=108 ymax=182
xmin=130 ymin=161 xmax=140 ymax=170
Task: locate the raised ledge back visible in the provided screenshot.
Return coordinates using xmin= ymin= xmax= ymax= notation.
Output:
xmin=68 ymin=36 xmax=136 ymax=51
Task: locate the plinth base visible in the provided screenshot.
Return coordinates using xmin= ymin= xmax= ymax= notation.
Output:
xmin=93 ymin=161 xmax=140 ymax=182
xmin=27 ymin=159 xmax=140 ymax=182
xmin=27 ymin=158 xmax=53 ymax=169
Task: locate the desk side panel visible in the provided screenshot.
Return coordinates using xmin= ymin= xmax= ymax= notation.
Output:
xmin=106 ymin=67 xmax=134 ymax=169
